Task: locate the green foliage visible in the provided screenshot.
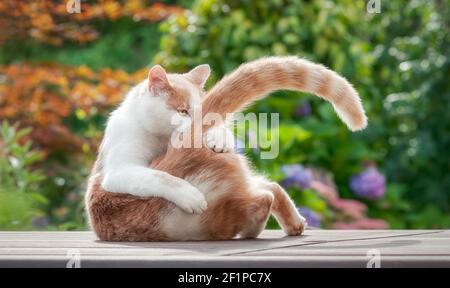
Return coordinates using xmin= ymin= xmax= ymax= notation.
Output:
xmin=156 ymin=0 xmax=450 ymax=228
xmin=369 ymin=1 xmax=450 ymax=211
xmin=0 ymin=121 xmax=47 ymax=229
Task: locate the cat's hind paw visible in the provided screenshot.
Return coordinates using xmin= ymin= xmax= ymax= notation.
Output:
xmin=285 ymin=213 xmax=307 ymax=236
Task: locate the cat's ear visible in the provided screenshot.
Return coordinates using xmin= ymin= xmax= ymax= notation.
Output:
xmin=148 ymin=65 xmax=170 ymax=91
xmin=185 ymin=64 xmax=211 ymax=88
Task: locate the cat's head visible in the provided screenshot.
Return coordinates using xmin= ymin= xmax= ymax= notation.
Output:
xmin=136 ymin=64 xmax=210 ymax=135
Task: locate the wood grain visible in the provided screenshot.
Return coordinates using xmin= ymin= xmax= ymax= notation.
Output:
xmin=0 ymin=230 xmax=448 ymax=267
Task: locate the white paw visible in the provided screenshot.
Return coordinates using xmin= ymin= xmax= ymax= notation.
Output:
xmin=205 ymin=126 xmax=234 ymax=153
xmin=173 ymin=186 xmax=208 ymax=214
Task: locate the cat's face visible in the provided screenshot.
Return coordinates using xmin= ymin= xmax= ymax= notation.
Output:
xmin=137 ymin=64 xmax=210 ymax=135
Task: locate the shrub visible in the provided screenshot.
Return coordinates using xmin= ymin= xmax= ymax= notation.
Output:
xmin=0 ymin=121 xmax=47 ymax=229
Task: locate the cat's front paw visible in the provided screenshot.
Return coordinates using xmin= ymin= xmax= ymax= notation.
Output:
xmin=205 ymin=126 xmax=234 ymax=153
xmin=172 ymin=186 xmax=208 ymax=214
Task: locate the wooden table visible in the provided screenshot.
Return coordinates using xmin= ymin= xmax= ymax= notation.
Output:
xmin=0 ymin=230 xmax=449 ymax=267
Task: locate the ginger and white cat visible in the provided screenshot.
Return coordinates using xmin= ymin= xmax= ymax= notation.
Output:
xmin=85 ymin=56 xmax=367 ymax=241
xmin=98 ymin=64 xmax=226 ymax=214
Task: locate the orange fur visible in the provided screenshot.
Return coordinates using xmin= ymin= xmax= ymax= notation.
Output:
xmin=202 ymin=56 xmax=367 ymax=131
xmin=165 ymin=75 xmax=202 ymax=111
xmin=86 ymin=56 xmax=367 ymax=241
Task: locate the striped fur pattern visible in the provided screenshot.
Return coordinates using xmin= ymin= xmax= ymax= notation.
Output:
xmin=85 ymin=56 xmax=367 ymax=241
xmin=203 ymin=56 xmax=367 ymax=131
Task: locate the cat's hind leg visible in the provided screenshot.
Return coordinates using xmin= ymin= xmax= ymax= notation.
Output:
xmin=238 ymin=190 xmax=274 ymax=239
xmin=203 ymin=190 xmax=273 ymax=240
xmin=256 ymin=177 xmax=307 ymax=236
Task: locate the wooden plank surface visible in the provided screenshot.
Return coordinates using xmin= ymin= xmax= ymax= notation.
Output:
xmin=0 ymin=230 xmax=449 ymax=267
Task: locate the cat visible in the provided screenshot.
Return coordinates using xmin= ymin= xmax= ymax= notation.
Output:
xmin=96 ymin=63 xmax=233 ymax=215
xmin=85 ymin=56 xmax=367 ymax=241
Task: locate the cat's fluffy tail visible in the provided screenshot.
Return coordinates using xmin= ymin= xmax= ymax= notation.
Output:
xmin=202 ymin=56 xmax=367 ymax=131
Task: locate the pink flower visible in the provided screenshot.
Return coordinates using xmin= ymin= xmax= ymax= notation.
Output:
xmin=329 ymin=198 xmax=367 ymax=219
xmin=332 ymin=218 xmax=389 ymax=229
xmin=311 ymin=180 xmax=367 ymax=219
xmin=310 ymin=180 xmax=338 ymax=201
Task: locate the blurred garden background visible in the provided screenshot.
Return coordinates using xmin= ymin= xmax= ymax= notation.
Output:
xmin=0 ymin=0 xmax=449 ymax=230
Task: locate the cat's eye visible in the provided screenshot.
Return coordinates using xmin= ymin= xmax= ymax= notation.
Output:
xmin=178 ymin=108 xmax=189 ymax=116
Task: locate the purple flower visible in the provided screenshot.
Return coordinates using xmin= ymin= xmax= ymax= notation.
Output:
xmin=295 ymin=101 xmax=311 ymax=118
xmin=350 ymin=167 xmax=386 ymax=200
xmin=297 ymin=207 xmax=321 ymax=228
xmin=281 ymin=164 xmax=313 ymax=189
